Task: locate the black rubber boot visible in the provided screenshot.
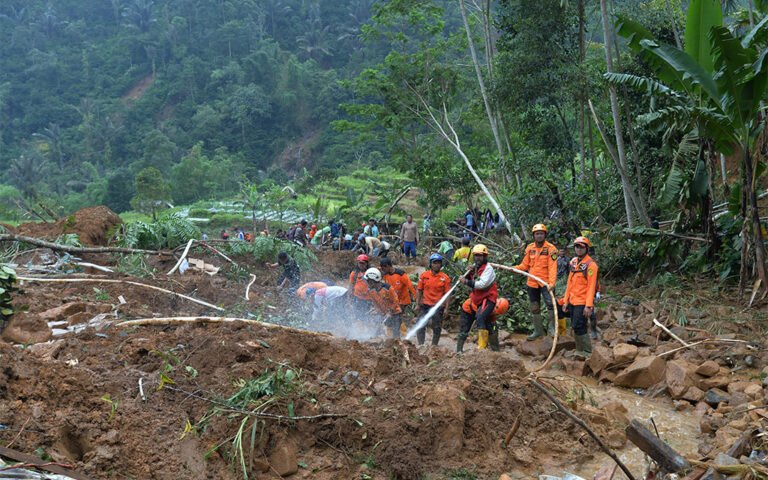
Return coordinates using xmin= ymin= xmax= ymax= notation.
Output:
xmin=456 ymin=333 xmax=467 ymax=353
xmin=416 ymin=327 xmax=426 ymax=345
xmin=431 ymin=327 xmax=441 ymax=346
xmin=489 ymin=330 xmax=500 ymax=351
xmin=590 ymin=314 xmax=599 ymax=340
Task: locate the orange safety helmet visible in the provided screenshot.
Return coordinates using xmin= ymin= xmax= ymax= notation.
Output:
xmin=532 ymin=224 xmax=548 ymax=234
xmin=357 ymin=254 xmax=370 ymax=263
xmin=493 ymin=297 xmax=510 ymax=315
xmin=462 ymin=298 xmax=476 ymax=314
xmin=471 ymin=244 xmax=489 ymax=256
xmin=573 ymin=236 xmax=591 ymax=248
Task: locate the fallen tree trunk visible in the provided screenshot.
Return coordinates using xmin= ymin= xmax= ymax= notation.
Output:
xmin=117 ymin=316 xmax=332 ymax=337
xmin=625 ymin=419 xmax=691 ymax=474
xmin=0 ymin=446 xmax=94 ymax=480
xmin=0 ymin=234 xmax=166 ymax=255
xmin=17 ymin=276 xmax=223 ymax=312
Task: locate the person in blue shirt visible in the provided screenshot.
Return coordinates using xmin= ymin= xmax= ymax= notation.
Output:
xmin=363 ymin=218 xmax=379 ymax=238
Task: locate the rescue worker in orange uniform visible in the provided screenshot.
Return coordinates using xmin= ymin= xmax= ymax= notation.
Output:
xmin=362 ymin=268 xmax=402 ymax=326
xmin=380 ymin=257 xmax=416 ymax=339
xmin=515 ymin=223 xmax=559 ymax=341
xmin=415 ymin=253 xmax=451 ymax=346
xmin=562 ymin=236 xmax=599 ymax=357
xmin=461 ymin=296 xmax=509 ymax=351
xmin=457 ymin=244 xmax=498 ymax=352
xmin=296 ymin=281 xmax=328 ymax=300
xmin=348 ymin=254 xmax=371 ymax=317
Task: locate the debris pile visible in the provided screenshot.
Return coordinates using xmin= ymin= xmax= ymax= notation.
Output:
xmin=13 ymin=206 xmax=122 ymax=246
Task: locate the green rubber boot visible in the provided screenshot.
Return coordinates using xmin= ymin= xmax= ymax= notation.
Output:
xmin=456 ymin=333 xmax=467 ymax=353
xmin=526 ymin=314 xmax=545 ymax=341
xmin=489 ymin=330 xmax=500 ymax=352
xmin=574 ymin=334 xmax=593 ymax=358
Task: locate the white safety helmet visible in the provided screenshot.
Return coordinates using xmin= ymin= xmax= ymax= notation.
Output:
xmin=363 ymin=267 xmax=382 ymax=282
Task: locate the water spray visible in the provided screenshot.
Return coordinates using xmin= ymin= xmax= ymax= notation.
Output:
xmin=405 ymin=270 xmax=470 ymax=341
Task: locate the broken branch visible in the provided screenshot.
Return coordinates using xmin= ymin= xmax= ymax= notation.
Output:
xmin=652 ymin=318 xmax=690 ymax=347
xmin=0 ymin=234 xmax=166 ymax=255
xmin=625 ymin=419 xmax=691 ymax=473
xmin=17 ymin=276 xmax=224 ymax=312
xmin=528 ymin=378 xmax=637 ymax=480
xmin=167 ymin=239 xmax=195 ymax=275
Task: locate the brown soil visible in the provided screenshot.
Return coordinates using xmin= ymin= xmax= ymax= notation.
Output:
xmin=14 ymin=206 xmax=123 ymax=246
xmin=0 ymin=247 xmax=629 ymax=480
xmin=123 ymin=74 xmax=155 ymax=102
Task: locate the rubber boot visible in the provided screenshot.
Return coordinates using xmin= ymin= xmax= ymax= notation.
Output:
xmin=590 ymin=315 xmax=599 ymax=340
xmin=526 ymin=314 xmax=545 ymax=341
xmin=456 ymin=333 xmax=467 ymax=353
xmin=477 ymin=329 xmax=489 ymax=350
xmin=416 ymin=327 xmax=426 ymax=345
xmin=574 ymin=334 xmax=592 ymax=358
xmin=489 ymin=330 xmax=500 ymax=352
xmin=431 ymin=327 xmax=441 ymax=346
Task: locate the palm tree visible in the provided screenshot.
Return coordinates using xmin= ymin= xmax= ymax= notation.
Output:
xmin=611 ymin=11 xmax=768 ymax=294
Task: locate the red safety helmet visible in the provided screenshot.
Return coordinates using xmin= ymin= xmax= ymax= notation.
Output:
xmin=356 ymin=254 xmax=370 ymax=263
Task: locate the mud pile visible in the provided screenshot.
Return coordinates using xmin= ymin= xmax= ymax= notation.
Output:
xmin=14 ymin=206 xmax=122 ymax=246
xmin=0 ymin=323 xmax=623 ymax=480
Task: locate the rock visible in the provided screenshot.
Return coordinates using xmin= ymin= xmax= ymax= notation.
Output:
xmin=606 ymin=430 xmax=626 ymax=449
xmin=744 ymin=383 xmax=763 ymax=399
xmin=714 ymin=427 xmax=742 ymax=453
xmin=38 ymin=303 xmax=88 ymax=322
xmin=515 ymin=338 xmax=550 ymax=357
xmin=666 ymin=360 xmax=698 ymax=399
xmin=697 ymin=361 xmax=721 ymax=377
xmin=499 ymin=475 xmax=513 ymax=480
xmin=713 ymin=453 xmax=739 ymax=466
xmin=561 ymin=358 xmax=588 ymax=377
xmin=342 ymin=371 xmax=359 ymax=385
xmin=729 ymin=392 xmax=750 ymax=407
xmin=66 ymin=311 xmax=92 ymax=325
xmin=614 ymin=356 xmax=666 ymax=389
xmin=269 ymin=437 xmax=298 ymax=477
xmin=588 ymin=346 xmax=615 ymax=374
xmin=683 ymin=386 xmax=705 ymax=402
xmin=699 ymin=376 xmax=731 ymax=390
xmin=727 ymin=381 xmax=752 ymax=394
xmin=252 ymin=459 xmax=270 ymax=473
xmin=598 ymin=370 xmax=617 ymax=383
xmin=602 ymin=401 xmax=629 ymax=426
xmin=1 ymin=313 xmax=53 ymax=344
xmin=674 ymin=400 xmax=693 ymax=411
xmin=705 ymin=388 xmax=731 ymax=407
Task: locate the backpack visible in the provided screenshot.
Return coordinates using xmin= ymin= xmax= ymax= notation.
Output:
xmin=287 ymin=226 xmax=298 ymax=241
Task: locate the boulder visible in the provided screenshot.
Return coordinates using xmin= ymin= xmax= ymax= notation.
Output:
xmin=698 ymin=376 xmax=730 ymax=390
xmin=744 ymin=383 xmax=763 ymax=400
xmin=704 ymin=388 xmax=731 ymax=407
xmin=268 ymin=437 xmax=298 ymax=477
xmin=588 ymin=346 xmax=615 ymax=374
xmin=683 ymin=386 xmax=705 ymax=403
xmin=727 ymin=381 xmax=752 ymax=394
xmin=415 ymin=382 xmax=468 ymax=455
xmin=666 ymin=360 xmax=699 ymax=399
xmin=729 ymin=392 xmax=750 ymax=407
xmin=2 ymin=313 xmax=52 ymax=344
xmin=562 ymin=358 xmax=588 ymax=377
xmin=598 ymin=370 xmax=617 ymax=384
xmin=614 ymin=356 xmax=666 ymax=389
xmin=696 ymin=361 xmax=721 ymax=377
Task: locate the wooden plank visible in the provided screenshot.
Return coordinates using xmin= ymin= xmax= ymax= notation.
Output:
xmin=626 ymin=419 xmax=691 ymax=473
xmin=0 ymin=446 xmax=95 ymax=480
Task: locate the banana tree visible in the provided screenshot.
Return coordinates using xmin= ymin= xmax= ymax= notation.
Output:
xmin=610 ymin=13 xmax=768 ymax=294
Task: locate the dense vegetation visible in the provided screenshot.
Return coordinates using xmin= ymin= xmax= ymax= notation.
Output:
xmin=4 ymin=0 xmax=768 ymax=293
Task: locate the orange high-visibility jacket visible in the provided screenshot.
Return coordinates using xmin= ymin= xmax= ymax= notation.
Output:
xmin=383 ymin=269 xmax=416 ymax=306
xmin=417 ymin=270 xmax=451 ymax=306
xmin=349 ymin=270 xmax=369 ymax=300
xmin=368 ymin=284 xmax=402 ymax=316
xmin=563 ymin=255 xmax=599 ymax=308
xmin=515 ymin=241 xmax=558 ymax=289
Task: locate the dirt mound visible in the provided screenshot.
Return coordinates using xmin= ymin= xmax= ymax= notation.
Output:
xmin=15 ymin=206 xmax=123 ymax=246
xmin=0 ymin=324 xmax=619 ymax=479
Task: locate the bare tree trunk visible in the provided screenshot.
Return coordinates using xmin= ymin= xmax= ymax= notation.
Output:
xmin=599 ymin=0 xmax=645 ymax=227
xmin=458 ymin=0 xmax=519 ymax=238
xmin=745 ymin=144 xmax=768 ymax=294
xmin=578 ymin=0 xmax=587 ymax=177
xmin=665 ymin=0 xmax=683 ymax=49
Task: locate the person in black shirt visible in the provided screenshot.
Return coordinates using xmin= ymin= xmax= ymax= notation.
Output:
xmin=269 ymin=251 xmax=301 ymax=293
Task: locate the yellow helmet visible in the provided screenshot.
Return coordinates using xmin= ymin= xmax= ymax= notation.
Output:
xmin=532 ymin=223 xmax=548 ymax=234
xmin=471 ymin=244 xmax=489 ymax=255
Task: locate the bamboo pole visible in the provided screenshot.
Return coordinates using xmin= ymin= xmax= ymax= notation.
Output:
xmin=489 ymin=263 xmax=560 ymax=371
xmin=17 ymin=276 xmax=224 ymax=311
xmin=167 ymin=239 xmax=195 ymax=275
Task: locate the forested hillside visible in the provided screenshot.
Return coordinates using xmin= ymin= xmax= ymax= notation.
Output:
xmin=0 ymin=0 xmax=386 ymax=214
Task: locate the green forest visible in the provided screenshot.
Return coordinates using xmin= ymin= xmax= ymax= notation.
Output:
xmin=2 ymin=0 xmax=768 ymax=290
